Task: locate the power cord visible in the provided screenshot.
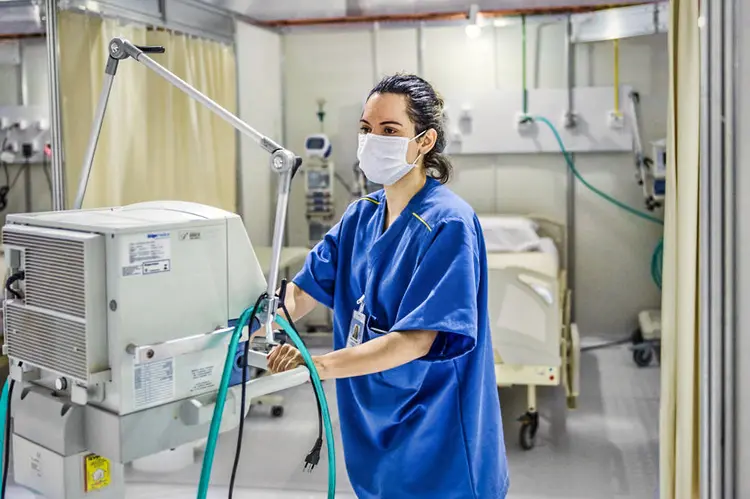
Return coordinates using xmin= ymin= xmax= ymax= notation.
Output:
xmin=228 ymin=292 xmax=267 ymax=499
xmin=5 ymin=271 xmax=24 ymax=300
xmin=1 ymin=378 xmax=13 ymax=499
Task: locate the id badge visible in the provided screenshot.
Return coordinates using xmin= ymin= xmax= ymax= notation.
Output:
xmin=347 ymin=310 xmax=366 ymax=348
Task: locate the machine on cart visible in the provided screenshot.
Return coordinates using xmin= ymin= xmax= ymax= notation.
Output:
xmin=1 ymin=37 xmax=335 ymax=499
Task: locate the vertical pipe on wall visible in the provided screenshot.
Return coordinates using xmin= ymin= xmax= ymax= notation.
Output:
xmin=564 ymin=12 xmax=582 ymax=294
xmin=45 ymin=0 xmax=65 ymax=210
xmin=371 ymin=21 xmax=380 ymax=85
xmin=416 ymin=21 xmax=426 ymax=77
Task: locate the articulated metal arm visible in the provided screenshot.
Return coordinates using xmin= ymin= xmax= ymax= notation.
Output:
xmin=76 ymin=37 xmax=301 ymax=342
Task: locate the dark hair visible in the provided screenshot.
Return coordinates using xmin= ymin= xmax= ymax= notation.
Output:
xmin=367 ymin=73 xmax=452 ymax=184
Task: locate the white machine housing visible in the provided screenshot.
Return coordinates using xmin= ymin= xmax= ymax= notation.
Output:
xmin=3 ymin=200 xmax=266 ymax=416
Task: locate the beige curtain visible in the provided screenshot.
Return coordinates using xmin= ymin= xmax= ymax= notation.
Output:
xmin=659 ymin=0 xmax=701 ymax=498
xmin=58 ymin=11 xmax=237 ymax=211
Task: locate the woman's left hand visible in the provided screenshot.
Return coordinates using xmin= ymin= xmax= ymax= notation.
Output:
xmin=267 ymin=343 xmax=305 ymax=373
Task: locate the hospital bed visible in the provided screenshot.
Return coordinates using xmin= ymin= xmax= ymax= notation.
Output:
xmin=480 ymin=215 xmax=581 ymax=450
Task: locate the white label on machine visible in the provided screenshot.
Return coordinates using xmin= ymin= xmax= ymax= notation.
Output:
xmin=121 ymin=232 xmax=172 ymax=277
xmin=30 ymin=450 xmax=42 ymax=478
xmin=189 ymin=364 xmax=216 ymax=393
xmin=133 ymin=358 xmax=175 ymax=409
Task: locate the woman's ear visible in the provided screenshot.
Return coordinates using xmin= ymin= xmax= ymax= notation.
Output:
xmin=419 ymin=129 xmax=438 ymax=155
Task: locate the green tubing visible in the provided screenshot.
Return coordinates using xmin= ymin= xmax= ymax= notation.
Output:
xmin=197 ymin=307 xmax=253 ymax=498
xmin=651 ymin=238 xmax=664 ymax=289
xmin=521 ymin=15 xmax=528 ymax=114
xmin=196 ymin=307 xmax=336 ymax=499
xmin=532 ymin=115 xmax=665 ymax=289
xmin=275 ymin=315 xmax=336 ymax=498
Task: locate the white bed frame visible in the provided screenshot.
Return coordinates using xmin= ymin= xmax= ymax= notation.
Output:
xmin=483 ymin=215 xmax=581 ymax=450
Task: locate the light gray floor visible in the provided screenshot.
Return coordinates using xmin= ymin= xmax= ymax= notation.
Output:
xmin=7 ymin=343 xmax=659 ymax=498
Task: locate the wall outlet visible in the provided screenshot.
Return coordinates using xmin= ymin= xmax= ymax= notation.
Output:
xmin=607 ymin=110 xmax=625 ymax=129
xmin=515 ymin=112 xmax=535 ymax=135
xmin=562 ymin=111 xmax=577 ymax=130
xmin=37 ymin=118 xmax=49 ymax=131
xmin=17 ymin=119 xmax=29 ymax=131
xmin=0 ymin=117 xmax=10 ymax=131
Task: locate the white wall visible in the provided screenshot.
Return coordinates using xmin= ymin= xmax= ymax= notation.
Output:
xmin=0 ymin=38 xmax=52 ymax=221
xmin=282 ymin=24 xmax=667 ymax=338
xmin=235 ymin=22 xmax=283 ymax=246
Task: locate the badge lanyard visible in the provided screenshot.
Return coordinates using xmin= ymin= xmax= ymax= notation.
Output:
xmin=346 ymin=295 xmax=366 ymax=348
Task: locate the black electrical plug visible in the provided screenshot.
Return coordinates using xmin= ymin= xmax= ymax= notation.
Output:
xmin=21 ymin=143 xmax=33 ymax=160
xmin=304 ymin=438 xmax=323 ymax=472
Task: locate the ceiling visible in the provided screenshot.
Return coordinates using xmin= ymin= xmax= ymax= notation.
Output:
xmin=200 ymin=0 xmax=651 ymax=21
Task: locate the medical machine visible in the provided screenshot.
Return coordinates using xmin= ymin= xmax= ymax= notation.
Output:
xmin=304 ymin=134 xmax=335 ymax=246
xmin=640 ymin=139 xmax=666 ymax=210
xmin=481 ymin=215 xmax=581 ymax=450
xmin=0 ymin=37 xmax=336 ymax=499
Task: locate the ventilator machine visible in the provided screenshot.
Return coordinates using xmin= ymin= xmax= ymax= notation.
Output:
xmin=0 ymin=37 xmax=337 ymax=499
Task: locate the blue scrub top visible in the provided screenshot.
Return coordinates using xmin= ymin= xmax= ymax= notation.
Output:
xmin=294 ymin=177 xmax=509 ymax=499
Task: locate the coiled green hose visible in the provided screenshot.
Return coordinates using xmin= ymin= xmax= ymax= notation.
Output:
xmin=196 ymin=305 xmax=335 ymax=499
xmin=532 ymin=115 xmax=664 ymax=289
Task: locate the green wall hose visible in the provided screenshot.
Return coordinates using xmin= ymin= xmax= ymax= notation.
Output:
xmin=532 ymin=116 xmax=664 ymax=289
xmin=197 ymin=306 xmax=336 ymax=499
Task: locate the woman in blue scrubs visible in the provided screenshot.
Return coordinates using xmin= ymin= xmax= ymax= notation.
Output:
xmin=267 ymin=73 xmax=509 ymax=498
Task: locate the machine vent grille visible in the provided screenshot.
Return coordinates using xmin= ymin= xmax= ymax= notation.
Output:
xmin=3 ymin=230 xmax=86 ymax=318
xmin=5 ymin=303 xmax=88 ymax=381
xmin=2 ymin=228 xmax=89 ymax=382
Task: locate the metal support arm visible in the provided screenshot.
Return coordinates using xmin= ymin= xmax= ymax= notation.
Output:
xmin=75 ymin=37 xmax=301 ymax=343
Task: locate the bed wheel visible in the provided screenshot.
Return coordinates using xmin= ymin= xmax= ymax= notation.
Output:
xmin=271 ymin=406 xmax=284 ymax=418
xmin=518 ymin=412 xmax=539 ymax=450
xmin=633 ymin=347 xmax=654 ymax=367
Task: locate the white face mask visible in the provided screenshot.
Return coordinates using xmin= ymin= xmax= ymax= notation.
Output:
xmin=357 ymin=131 xmax=426 ymax=186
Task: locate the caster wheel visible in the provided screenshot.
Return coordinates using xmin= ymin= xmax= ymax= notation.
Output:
xmin=519 ymin=422 xmax=538 ymax=450
xmin=633 ymin=348 xmax=654 ymax=367
xmin=271 ymin=406 xmax=284 ymax=418
xmin=631 ymin=328 xmax=644 ymax=344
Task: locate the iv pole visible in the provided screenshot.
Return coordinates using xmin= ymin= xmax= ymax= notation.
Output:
xmin=74 ymin=37 xmax=301 ymax=342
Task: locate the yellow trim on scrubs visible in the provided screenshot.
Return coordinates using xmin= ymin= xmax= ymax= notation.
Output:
xmin=360 ymin=197 xmax=381 ymax=206
xmin=411 ymin=213 xmax=432 ymax=232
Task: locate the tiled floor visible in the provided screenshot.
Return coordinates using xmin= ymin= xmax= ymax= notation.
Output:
xmin=7 ymin=342 xmax=659 ymax=498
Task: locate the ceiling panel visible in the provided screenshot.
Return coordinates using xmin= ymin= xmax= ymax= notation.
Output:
xmin=201 ymin=0 xmax=653 ymax=21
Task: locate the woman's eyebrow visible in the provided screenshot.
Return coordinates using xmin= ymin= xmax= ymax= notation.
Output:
xmin=380 ymin=120 xmax=403 ymax=127
xmin=359 ymin=118 xmax=371 ymax=125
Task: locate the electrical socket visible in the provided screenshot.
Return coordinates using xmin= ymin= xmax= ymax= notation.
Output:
xmin=37 ymin=118 xmax=49 ymax=132
xmin=515 ymin=112 xmax=535 ymax=135
xmin=17 ymin=119 xmax=29 ymax=131
xmin=607 ymin=110 xmax=625 ymax=129
xmin=0 ymin=117 xmax=10 ymax=131
xmin=562 ymin=111 xmax=577 ymax=130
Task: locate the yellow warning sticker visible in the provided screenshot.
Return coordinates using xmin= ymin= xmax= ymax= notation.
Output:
xmin=83 ymin=454 xmax=111 ymax=492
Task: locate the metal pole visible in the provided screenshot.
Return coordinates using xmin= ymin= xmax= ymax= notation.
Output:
xmin=18 ymin=39 xmax=32 ymax=213
xmin=264 ymin=168 xmax=293 ymax=338
xmin=564 ymin=14 xmax=576 ymax=317
xmin=73 ymin=71 xmax=115 ymax=210
xmin=723 ymin=0 xmax=737 ymax=494
xmin=698 ymin=0 xmax=712 ymax=495
xmin=45 ymin=0 xmax=65 ymax=210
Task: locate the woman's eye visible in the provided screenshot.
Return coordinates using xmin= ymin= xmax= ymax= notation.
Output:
xmin=384 ymin=127 xmax=397 ymax=135
xmin=360 ymin=126 xmax=371 ymax=134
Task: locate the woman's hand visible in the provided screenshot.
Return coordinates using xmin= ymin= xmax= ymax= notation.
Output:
xmin=267 ymin=344 xmax=305 ymax=373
